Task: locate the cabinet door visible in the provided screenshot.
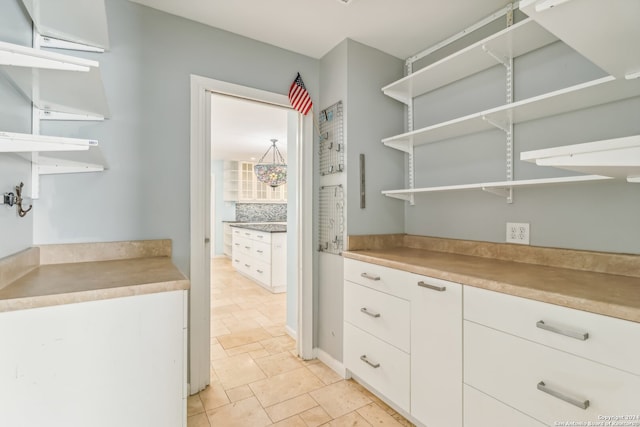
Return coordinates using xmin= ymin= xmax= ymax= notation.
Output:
xmin=411 ymin=275 xmax=462 ymax=427
xmin=239 ymin=162 xmax=255 ymax=200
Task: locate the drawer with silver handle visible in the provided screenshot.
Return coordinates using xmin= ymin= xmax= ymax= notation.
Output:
xmin=343 ymin=323 xmax=410 ymax=413
xmin=344 ymin=281 xmax=410 ymax=352
xmin=464 ymin=320 xmax=640 ymax=425
xmin=343 ymin=258 xmax=412 ymax=300
xmin=464 ymin=285 xmax=640 ymax=375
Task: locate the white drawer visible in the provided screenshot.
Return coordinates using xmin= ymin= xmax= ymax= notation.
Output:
xmin=344 ymin=281 xmax=410 ymax=352
xmin=249 ymin=260 xmax=271 ymax=285
xmin=464 ymin=385 xmax=545 ymax=427
xmin=250 ymin=230 xmax=271 ymax=244
xmin=344 ymin=258 xmax=411 ymax=300
xmin=464 ymin=286 xmax=640 ymax=375
xmin=344 ymin=323 xmax=410 ymax=413
xmin=233 ymin=236 xmax=253 ymax=257
xmin=252 ymin=241 xmax=271 ymax=263
xmin=464 ymin=321 xmax=640 ymax=425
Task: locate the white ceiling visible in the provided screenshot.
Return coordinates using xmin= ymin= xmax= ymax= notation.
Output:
xmin=211 ymin=94 xmax=289 ymax=161
xmin=128 ymin=0 xmax=511 ymax=60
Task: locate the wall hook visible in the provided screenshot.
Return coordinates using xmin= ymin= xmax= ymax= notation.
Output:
xmin=2 ymin=182 xmax=32 ymax=217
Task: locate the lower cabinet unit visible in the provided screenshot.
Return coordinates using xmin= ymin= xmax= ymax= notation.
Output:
xmin=231 ymin=226 xmax=286 ymax=293
xmin=464 ymin=286 xmax=640 ymax=427
xmin=343 ymin=258 xmax=462 ymax=426
xmin=0 ymin=290 xmax=187 ymax=427
xmin=343 ymin=257 xmax=640 ymax=427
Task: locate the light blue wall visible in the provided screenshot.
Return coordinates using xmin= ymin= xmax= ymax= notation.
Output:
xmin=211 ymin=160 xmax=235 ymax=256
xmin=0 ymin=0 xmax=34 ymax=259
xmin=405 ymin=40 xmax=640 ymax=254
xmin=316 ymin=39 xmax=404 ymax=362
xmin=8 ymin=0 xmax=320 ymax=275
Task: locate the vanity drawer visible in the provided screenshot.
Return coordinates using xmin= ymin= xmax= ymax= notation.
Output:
xmin=464 ymin=320 xmax=640 ymax=425
xmin=252 ymin=241 xmax=271 ymax=263
xmin=344 ymin=323 xmax=410 ymax=413
xmin=250 ymin=230 xmax=271 ymax=244
xmin=344 ymin=258 xmax=412 ymax=300
xmin=233 ymin=236 xmax=254 ymax=257
xmin=249 ymin=260 xmax=271 ymax=285
xmin=464 ymin=385 xmax=545 ymax=427
xmin=344 ymin=281 xmax=410 ymax=352
xmin=464 ymin=286 xmax=640 ymax=375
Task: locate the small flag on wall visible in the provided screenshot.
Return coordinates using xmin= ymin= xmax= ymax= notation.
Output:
xmin=289 ymin=73 xmax=313 ymax=115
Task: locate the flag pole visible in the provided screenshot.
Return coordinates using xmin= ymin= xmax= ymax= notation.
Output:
xmin=309 ymin=107 xmax=322 ymax=138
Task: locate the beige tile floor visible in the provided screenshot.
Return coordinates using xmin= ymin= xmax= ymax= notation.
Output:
xmin=187 ymin=258 xmax=415 ymax=427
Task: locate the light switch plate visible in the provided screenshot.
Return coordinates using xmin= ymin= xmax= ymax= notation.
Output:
xmin=506 ymin=222 xmax=530 ymax=245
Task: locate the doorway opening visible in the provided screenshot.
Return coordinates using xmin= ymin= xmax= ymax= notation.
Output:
xmin=190 ymin=75 xmax=314 ymax=395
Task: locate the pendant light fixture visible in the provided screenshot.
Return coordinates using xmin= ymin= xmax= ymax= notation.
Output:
xmin=254 ymin=139 xmax=287 ymax=188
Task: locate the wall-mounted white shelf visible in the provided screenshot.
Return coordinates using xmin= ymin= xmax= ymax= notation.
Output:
xmin=20 ymin=0 xmax=110 ymax=50
xmin=382 ymin=175 xmax=613 ymax=201
xmin=0 ymin=41 xmax=110 ymax=118
xmin=0 ymin=131 xmax=96 ymax=152
xmin=382 ymin=18 xmax=558 ymax=104
xmin=382 ymin=76 xmax=640 ymax=152
xmin=520 ymin=0 xmax=640 ymax=80
xmin=521 ymin=135 xmax=640 ymax=183
xmin=36 ymin=146 xmax=108 ymax=175
xmin=1 ymin=132 xmax=107 ymax=175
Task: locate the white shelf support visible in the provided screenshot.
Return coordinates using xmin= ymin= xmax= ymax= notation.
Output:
xmin=39 ymin=110 xmax=104 ymax=121
xmin=482 ymin=186 xmax=512 ymax=198
xmin=36 ymin=34 xmax=105 ymax=53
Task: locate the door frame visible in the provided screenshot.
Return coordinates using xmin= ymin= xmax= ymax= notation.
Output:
xmin=189 ymin=75 xmax=314 ymax=394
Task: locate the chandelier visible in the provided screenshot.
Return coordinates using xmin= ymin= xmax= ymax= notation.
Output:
xmin=254 ymin=139 xmax=287 ymax=188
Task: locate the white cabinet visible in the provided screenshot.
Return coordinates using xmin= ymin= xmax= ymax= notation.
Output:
xmin=343 ymin=258 xmax=462 ymax=424
xmin=411 ymin=275 xmax=462 ymax=427
xmin=0 ymin=290 xmax=188 ymax=427
xmin=464 ymin=286 xmax=640 ymax=426
xmin=231 ymin=227 xmax=286 ymax=293
xmin=227 ymin=161 xmax=287 ymax=203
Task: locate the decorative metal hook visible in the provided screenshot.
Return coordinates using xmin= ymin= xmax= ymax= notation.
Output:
xmin=15 ymin=182 xmax=32 ymax=217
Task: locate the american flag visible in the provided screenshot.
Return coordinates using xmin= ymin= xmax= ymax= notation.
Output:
xmin=289 ymin=73 xmax=313 ymax=115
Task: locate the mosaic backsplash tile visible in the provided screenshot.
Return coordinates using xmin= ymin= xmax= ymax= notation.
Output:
xmin=236 ymin=203 xmax=287 ymax=222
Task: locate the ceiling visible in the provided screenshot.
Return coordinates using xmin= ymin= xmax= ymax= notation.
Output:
xmin=128 ymin=0 xmax=511 ymax=60
xmin=211 ymin=94 xmax=289 ymax=161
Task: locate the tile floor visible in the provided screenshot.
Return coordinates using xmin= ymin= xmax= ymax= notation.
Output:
xmin=187 ymin=258 xmax=415 ymax=427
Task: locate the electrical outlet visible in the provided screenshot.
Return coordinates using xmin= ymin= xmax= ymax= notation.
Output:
xmin=506 ymin=222 xmax=530 ymax=245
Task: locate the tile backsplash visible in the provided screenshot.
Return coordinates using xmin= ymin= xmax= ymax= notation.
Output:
xmin=236 ymin=203 xmax=287 ymax=222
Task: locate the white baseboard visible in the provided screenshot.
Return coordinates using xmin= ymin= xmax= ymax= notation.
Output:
xmin=313 ymin=348 xmax=346 ymax=378
xmin=285 ymin=325 xmax=297 ymax=340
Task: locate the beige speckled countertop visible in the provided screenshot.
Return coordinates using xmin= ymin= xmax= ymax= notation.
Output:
xmin=0 ymin=240 xmax=189 ymax=313
xmin=344 ymin=235 xmax=640 ymax=323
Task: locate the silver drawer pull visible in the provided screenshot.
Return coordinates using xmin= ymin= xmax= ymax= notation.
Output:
xmin=256 ymin=269 xmax=263 ymax=274
xmin=360 ymin=355 xmax=380 ymax=369
xmin=417 ymin=281 xmax=446 ymax=292
xmin=244 ymin=264 xmax=251 ymax=268
xmin=245 ymin=246 xmax=251 ymax=250
xmin=536 ymin=320 xmax=589 ymax=341
xmin=257 ymin=235 xmax=264 ymax=239
xmin=234 ymin=243 xmax=240 ymax=246
xmin=245 ymin=232 xmax=251 ymax=236
xmin=360 ymin=272 xmax=380 ymax=281
xmin=360 ymin=307 xmax=381 ymax=318
xmin=537 ymin=381 xmax=589 ymax=410
xmin=256 ymin=250 xmax=263 ymax=254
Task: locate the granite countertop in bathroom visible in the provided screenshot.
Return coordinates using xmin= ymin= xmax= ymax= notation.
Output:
xmin=0 ymin=240 xmax=189 ymax=313
xmin=230 ymin=223 xmax=287 ymax=233
xmin=343 ymin=234 xmax=640 ymax=323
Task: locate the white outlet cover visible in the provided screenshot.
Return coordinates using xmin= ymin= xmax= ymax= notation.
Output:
xmin=506 ymin=222 xmax=530 ymax=245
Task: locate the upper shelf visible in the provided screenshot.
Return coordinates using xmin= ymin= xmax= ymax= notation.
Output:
xmin=20 ymin=0 xmax=110 ymax=50
xmin=0 ymin=131 xmax=96 ymax=152
xmin=0 ymin=41 xmax=110 ymax=118
xmin=520 ymin=0 xmax=640 ymax=80
xmin=521 ymin=135 xmax=640 ymax=183
xmin=382 ymin=76 xmax=640 ymax=151
xmin=382 ymin=18 xmax=558 ymax=104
